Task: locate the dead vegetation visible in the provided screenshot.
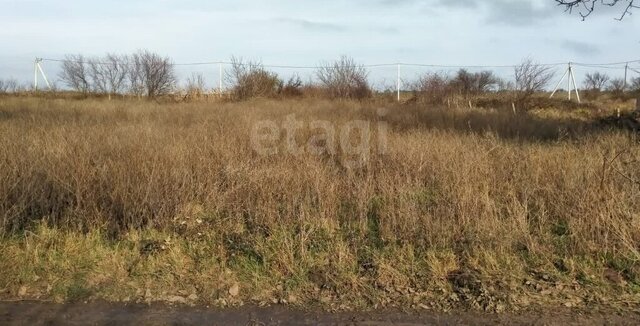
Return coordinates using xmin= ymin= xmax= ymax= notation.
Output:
xmin=0 ymin=96 xmax=639 ymax=311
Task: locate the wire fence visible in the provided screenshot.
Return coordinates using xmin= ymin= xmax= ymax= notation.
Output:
xmin=31 ymin=57 xmax=640 ymax=96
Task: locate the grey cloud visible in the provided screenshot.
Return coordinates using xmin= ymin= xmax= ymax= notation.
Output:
xmin=484 ymin=1 xmax=555 ymax=27
xmin=436 ymin=0 xmax=479 ymax=9
xmin=431 ymin=0 xmax=556 ymax=27
xmin=370 ymin=0 xmax=425 ymax=6
xmin=560 ymin=40 xmax=601 ymax=55
xmin=273 ymin=17 xmax=398 ymax=35
xmin=274 ymin=18 xmax=348 ymax=32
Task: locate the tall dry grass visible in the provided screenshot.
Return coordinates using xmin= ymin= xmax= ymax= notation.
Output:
xmin=0 ymin=96 xmax=639 ymax=309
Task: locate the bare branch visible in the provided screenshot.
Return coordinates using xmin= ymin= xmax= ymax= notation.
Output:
xmin=556 ymin=0 xmax=637 ymax=20
xmin=514 ymin=58 xmax=556 ymax=101
xmin=58 ymin=54 xmax=91 ymax=94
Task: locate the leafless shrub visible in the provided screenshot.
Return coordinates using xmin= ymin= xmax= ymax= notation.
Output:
xmin=514 ymin=58 xmax=556 ymax=103
xmin=185 ymin=72 xmax=207 ymax=98
xmin=125 ymin=55 xmax=144 ymax=97
xmin=411 ymin=72 xmax=453 ymax=104
xmin=130 ymin=50 xmax=177 ymax=98
xmin=226 ymin=57 xmax=282 ymax=100
xmin=476 ymin=71 xmax=501 ymax=92
xmin=630 ymin=77 xmax=640 ymax=94
xmin=497 ymin=79 xmax=515 ymax=92
xmin=280 ymin=74 xmax=303 ymax=97
xmin=584 ymin=72 xmax=610 ymax=91
xmin=59 ymin=54 xmax=91 ymax=94
xmin=88 ymin=54 xmax=128 ymax=100
xmin=5 ymin=80 xmax=25 ymax=93
xmin=450 ymin=69 xmax=499 ymax=96
xmin=450 ymin=69 xmax=474 ymax=96
xmin=316 ymin=56 xmax=371 ymax=100
xmin=607 ymin=78 xmax=626 ymax=97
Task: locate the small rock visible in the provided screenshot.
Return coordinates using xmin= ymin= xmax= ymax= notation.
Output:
xmin=228 ymin=283 xmax=240 ymax=297
xmin=604 ymin=268 xmax=626 ymax=285
xmin=187 ymin=293 xmax=198 ymax=301
xmin=166 ymin=295 xmax=187 ymax=304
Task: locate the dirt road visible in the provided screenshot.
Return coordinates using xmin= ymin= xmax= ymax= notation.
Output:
xmin=1 ymin=301 xmax=639 ymax=325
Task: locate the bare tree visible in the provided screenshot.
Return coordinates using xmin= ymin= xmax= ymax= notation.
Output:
xmin=497 ymin=79 xmax=516 ymax=92
xmin=630 ymin=77 xmax=640 ymax=91
xmin=0 ymin=79 xmax=29 ymax=94
xmin=88 ymin=58 xmax=107 ymax=94
xmin=3 ymin=79 xmax=23 ymax=93
xmin=136 ymin=51 xmax=177 ymax=98
xmin=451 ymin=69 xmax=476 ymax=95
xmin=476 ymin=71 xmax=501 ymax=92
xmin=123 ymin=51 xmax=177 ymax=98
xmin=316 ymin=55 xmax=371 ymax=100
xmin=59 ymin=54 xmax=91 ymax=94
xmin=514 ymin=58 xmax=556 ymax=101
xmin=450 ymin=69 xmax=499 ymax=96
xmin=125 ymin=55 xmax=144 ymax=97
xmin=556 ymin=0 xmax=637 ymax=20
xmin=584 ymin=72 xmax=610 ymax=91
xmin=607 ymin=78 xmax=626 ymax=96
xmin=88 ymin=54 xmax=128 ymax=100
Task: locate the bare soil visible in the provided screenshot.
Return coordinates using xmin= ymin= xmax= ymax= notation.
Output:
xmin=1 ymin=301 xmax=639 ymax=325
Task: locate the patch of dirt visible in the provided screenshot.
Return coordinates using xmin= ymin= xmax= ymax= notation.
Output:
xmin=599 ymin=111 xmax=640 ymax=132
xmin=1 ymin=301 xmax=639 ymax=326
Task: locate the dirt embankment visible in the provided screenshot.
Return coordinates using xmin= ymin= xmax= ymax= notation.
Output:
xmin=1 ymin=301 xmax=640 ymax=326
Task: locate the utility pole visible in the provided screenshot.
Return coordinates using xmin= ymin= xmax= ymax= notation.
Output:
xmin=570 ymin=62 xmax=580 ymax=103
xmin=34 ymin=58 xmax=39 ymax=92
xmin=33 ymin=58 xmax=51 ymax=92
xmin=219 ymin=62 xmax=223 ymax=98
xmin=568 ymin=62 xmax=572 ymax=100
xmin=550 ymin=62 xmax=580 ymax=103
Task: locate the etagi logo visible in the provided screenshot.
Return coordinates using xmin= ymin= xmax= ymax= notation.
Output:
xmin=251 ymin=108 xmax=389 ymax=168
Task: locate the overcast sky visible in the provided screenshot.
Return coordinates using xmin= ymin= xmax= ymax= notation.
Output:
xmin=1 ymin=0 xmax=639 ymax=88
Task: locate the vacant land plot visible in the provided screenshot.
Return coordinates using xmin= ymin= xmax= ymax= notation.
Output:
xmin=0 ymin=96 xmax=639 ymax=313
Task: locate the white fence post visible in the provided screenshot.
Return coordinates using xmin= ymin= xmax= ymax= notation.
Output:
xmin=396 ymin=63 xmax=401 ymax=102
xmin=219 ymin=62 xmax=223 ymax=98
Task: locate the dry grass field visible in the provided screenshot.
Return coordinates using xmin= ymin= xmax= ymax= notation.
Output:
xmin=0 ymin=95 xmax=639 ymax=312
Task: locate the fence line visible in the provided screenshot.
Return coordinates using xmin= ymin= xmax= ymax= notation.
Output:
xmin=38 ymin=57 xmax=640 ymax=69
xmin=32 ymin=56 xmax=640 ymax=99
